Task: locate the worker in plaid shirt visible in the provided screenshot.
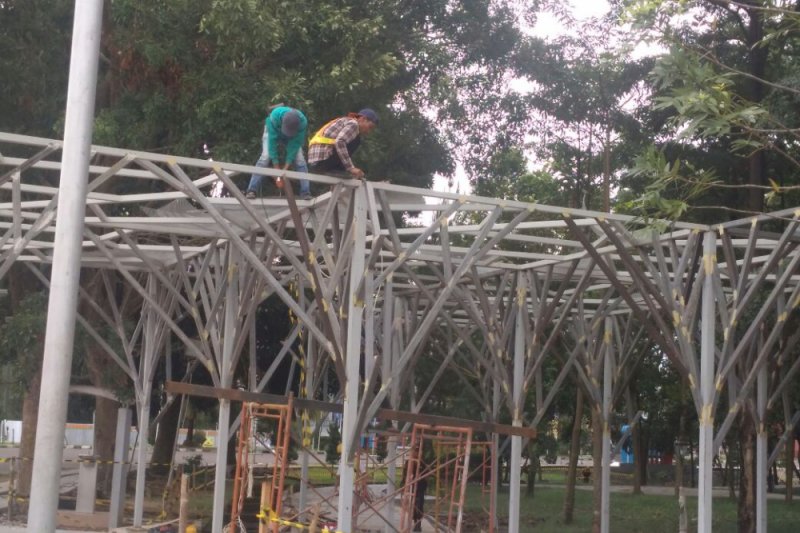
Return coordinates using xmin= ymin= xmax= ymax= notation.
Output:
xmin=308 ymin=108 xmax=379 ymax=179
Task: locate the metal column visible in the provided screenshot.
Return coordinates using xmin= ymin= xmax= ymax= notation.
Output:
xmin=383 ymin=277 xmax=396 ymax=533
xmin=508 ymin=275 xmax=526 ymax=533
xmin=337 ymin=186 xmax=368 ymax=531
xmin=756 ymin=363 xmax=767 ymax=533
xmin=212 ymin=248 xmax=240 ymax=532
xmin=132 ymin=399 xmax=151 ymax=527
xmin=109 ymin=407 xmax=132 ymax=529
xmin=27 ymin=1 xmax=104 ymax=529
xmin=299 ymin=332 xmax=314 ymax=522
xmin=601 ymin=317 xmax=612 ymax=533
xmin=697 ymin=231 xmax=716 ymax=533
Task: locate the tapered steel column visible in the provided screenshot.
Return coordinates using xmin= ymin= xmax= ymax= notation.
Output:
xmin=508 ymin=275 xmax=526 ymax=533
xmin=383 ymin=278 xmax=396 ymax=533
xmin=299 ymin=285 xmax=314 ymax=522
xmin=601 ymin=318 xmax=612 ymax=533
xmin=756 ymin=363 xmax=767 ymax=533
xmin=697 ymin=231 xmax=716 ymax=533
xmin=212 ymin=247 xmax=240 ymax=533
xmin=132 ymin=397 xmax=151 ymax=527
xmin=337 ymin=186 xmax=367 ymax=531
xmin=27 ymin=1 xmax=104 ymax=530
xmin=108 ymin=407 xmax=131 ymax=529
xmin=134 ymin=280 xmax=157 ymax=527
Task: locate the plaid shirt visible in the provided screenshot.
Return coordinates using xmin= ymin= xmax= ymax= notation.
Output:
xmin=308 ymin=117 xmax=360 ymax=170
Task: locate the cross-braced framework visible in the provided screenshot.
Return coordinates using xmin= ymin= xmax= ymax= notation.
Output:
xmin=2 ymin=129 xmax=800 ymax=532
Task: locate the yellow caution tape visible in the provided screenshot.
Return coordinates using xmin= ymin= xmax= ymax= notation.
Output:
xmin=258 ymin=507 xmax=345 ymax=533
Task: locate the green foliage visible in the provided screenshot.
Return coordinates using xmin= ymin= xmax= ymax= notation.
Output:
xmin=504 ymin=10 xmax=657 ymax=211
xmin=0 ymin=291 xmax=47 ymax=386
xmin=530 ymin=431 xmax=558 ymax=465
xmin=89 ymin=0 xmax=531 ymax=189
xmin=183 ymin=453 xmax=204 ymax=470
xmin=325 ymin=422 xmax=342 ymax=465
xmin=183 ymin=430 xmax=206 ymax=448
xmin=0 ymin=0 xmax=73 ymax=135
xmin=651 ymin=47 xmax=768 ymax=142
xmin=619 ymin=145 xmax=718 ymax=221
xmin=624 ymin=0 xmax=800 ymax=219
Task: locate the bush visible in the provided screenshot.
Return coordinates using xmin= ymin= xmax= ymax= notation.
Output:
xmin=183 ymin=453 xmax=203 ymax=471
xmin=325 ymin=423 xmax=341 ymax=465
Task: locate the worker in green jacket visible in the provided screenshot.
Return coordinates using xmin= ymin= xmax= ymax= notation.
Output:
xmin=246 ymin=105 xmax=310 ymax=199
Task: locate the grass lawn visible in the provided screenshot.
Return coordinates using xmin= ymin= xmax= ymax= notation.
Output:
xmin=184 ymin=471 xmax=800 ymax=532
xmin=478 ymin=485 xmax=800 ymax=533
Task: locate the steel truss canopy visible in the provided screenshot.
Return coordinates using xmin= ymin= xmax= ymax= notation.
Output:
xmin=3 ymin=130 xmax=800 ymax=532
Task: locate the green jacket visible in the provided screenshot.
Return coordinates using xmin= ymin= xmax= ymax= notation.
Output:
xmin=266 ymin=106 xmax=308 ymax=165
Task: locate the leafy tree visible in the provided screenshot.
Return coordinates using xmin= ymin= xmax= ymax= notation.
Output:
xmin=93 ymin=0 xmax=540 ymax=189
xmin=0 ymin=0 xmax=72 ymax=136
xmin=626 ymin=0 xmax=800 ymax=221
xmin=625 ymin=2 xmax=800 ymax=529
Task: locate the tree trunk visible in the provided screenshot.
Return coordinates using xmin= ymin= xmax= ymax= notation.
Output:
xmin=675 ymin=411 xmax=686 ymax=497
xmin=727 ymin=440 xmax=737 ymax=499
xmin=639 ymin=429 xmax=649 ymax=486
xmin=738 ymin=413 xmax=757 ymax=533
xmin=93 ymin=397 xmax=118 ymax=497
xmin=185 ymin=401 xmax=195 ymax=446
xmin=81 ymin=276 xmax=125 ymax=498
xmin=16 ymin=361 xmax=43 ymax=497
xmin=526 ymin=439 xmax=537 ymax=496
xmin=150 ymin=398 xmax=181 ymax=476
xmin=563 ymin=387 xmax=584 ymax=524
xmin=591 ymin=406 xmax=603 ymax=533
xmin=786 ymin=428 xmax=794 ymax=502
xmin=745 ymin=6 xmax=768 ymax=213
xmin=625 ymin=387 xmax=642 ymax=495
xmin=8 ymin=264 xmax=44 ymax=498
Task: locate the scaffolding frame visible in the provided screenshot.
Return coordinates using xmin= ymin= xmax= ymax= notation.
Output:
xmin=229 ymin=400 xmax=293 ymax=532
xmin=399 ymin=424 xmax=473 ymax=533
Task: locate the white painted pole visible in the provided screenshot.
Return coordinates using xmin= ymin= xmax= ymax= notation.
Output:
xmin=756 ymin=363 xmax=767 ymax=533
xmin=26 ymin=1 xmax=104 ymax=530
xmin=382 ymin=278 xmax=396 ymax=533
xmin=601 ymin=318 xmax=613 ymax=533
xmin=212 ymin=399 xmax=231 ymax=532
xmin=134 ymin=276 xmax=159 ymax=527
xmin=337 ymin=186 xmax=367 ymax=531
xmin=508 ymin=275 xmax=526 ymax=533
xmin=491 ymin=385 xmax=501 ymax=533
xmin=299 ymin=283 xmax=314 ymax=523
xmin=108 ymin=407 xmax=131 ymax=529
xmin=212 ymin=247 xmax=240 ymax=533
xmin=133 ymin=398 xmax=151 ymax=527
xmin=697 ymin=231 xmax=716 ymax=533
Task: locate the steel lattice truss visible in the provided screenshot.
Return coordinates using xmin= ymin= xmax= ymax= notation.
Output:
xmin=3 ymin=130 xmax=800 ymax=531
